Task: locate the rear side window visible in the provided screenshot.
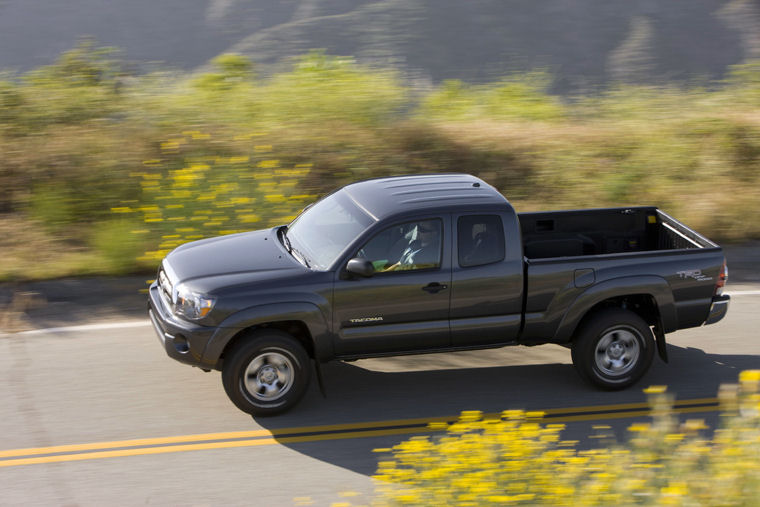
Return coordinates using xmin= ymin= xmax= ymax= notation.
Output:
xmin=458 ymin=215 xmax=505 ymax=267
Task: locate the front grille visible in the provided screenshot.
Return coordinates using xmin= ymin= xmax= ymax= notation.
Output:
xmin=158 ymin=269 xmax=173 ymax=309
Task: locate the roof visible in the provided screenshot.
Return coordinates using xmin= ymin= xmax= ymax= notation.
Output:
xmin=341 ymin=173 xmax=509 ymax=221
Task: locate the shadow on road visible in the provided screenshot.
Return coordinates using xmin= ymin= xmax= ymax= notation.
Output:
xmin=253 ymin=343 xmax=759 ymax=476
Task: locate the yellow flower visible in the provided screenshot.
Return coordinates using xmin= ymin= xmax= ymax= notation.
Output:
xmin=739 ymin=370 xmax=760 ymax=383
xmin=257 ymin=159 xmax=280 ymax=169
xmin=238 ymin=214 xmax=260 ymax=223
xmin=627 ymin=423 xmax=650 ymax=432
xmin=265 ymin=194 xmax=287 ymax=203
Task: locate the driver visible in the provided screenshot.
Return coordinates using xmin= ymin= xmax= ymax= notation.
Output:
xmin=395 ymin=220 xmax=440 ymax=269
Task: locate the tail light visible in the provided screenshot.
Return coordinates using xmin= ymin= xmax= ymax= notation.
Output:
xmin=714 ymin=259 xmax=728 ymax=295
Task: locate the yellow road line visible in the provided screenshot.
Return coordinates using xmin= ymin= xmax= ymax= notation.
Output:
xmin=0 ymin=397 xmax=720 ymax=468
xmin=0 ymin=430 xmax=273 ymax=459
xmin=0 ymin=439 xmax=278 ymax=467
xmin=541 ymin=397 xmax=719 ymax=416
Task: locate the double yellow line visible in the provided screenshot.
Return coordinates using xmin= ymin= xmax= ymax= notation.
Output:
xmin=0 ymin=397 xmax=719 ymax=468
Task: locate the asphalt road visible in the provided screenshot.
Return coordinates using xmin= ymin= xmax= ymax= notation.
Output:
xmin=0 ymin=279 xmax=758 ymax=505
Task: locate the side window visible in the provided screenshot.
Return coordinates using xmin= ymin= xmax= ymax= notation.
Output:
xmin=357 ymin=219 xmax=443 ymax=272
xmin=458 ymin=215 xmax=505 ymax=267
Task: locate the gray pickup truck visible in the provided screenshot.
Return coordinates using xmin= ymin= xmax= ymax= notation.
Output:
xmin=148 ymin=174 xmax=729 ymax=416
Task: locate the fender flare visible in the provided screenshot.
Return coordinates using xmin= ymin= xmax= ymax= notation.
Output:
xmin=201 ymin=302 xmax=332 ymax=367
xmin=553 ymin=275 xmax=677 ymax=344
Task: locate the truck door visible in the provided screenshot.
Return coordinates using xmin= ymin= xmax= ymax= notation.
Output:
xmin=332 ymin=217 xmax=452 ymax=356
xmin=450 ymin=213 xmax=524 ymax=345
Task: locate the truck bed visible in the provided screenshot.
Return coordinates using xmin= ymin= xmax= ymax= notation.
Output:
xmin=519 ymin=207 xmax=716 ymax=259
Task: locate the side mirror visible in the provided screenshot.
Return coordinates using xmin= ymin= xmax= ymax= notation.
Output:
xmin=346 ymin=258 xmax=375 ymax=277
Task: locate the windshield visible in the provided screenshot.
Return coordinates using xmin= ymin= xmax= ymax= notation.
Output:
xmin=286 ymin=191 xmax=374 ymax=270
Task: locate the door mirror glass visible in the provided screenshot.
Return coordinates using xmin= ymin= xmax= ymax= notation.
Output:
xmin=346 ymin=258 xmax=375 ymax=277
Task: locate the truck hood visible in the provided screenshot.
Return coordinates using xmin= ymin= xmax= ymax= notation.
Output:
xmin=162 ymin=228 xmax=305 ymax=291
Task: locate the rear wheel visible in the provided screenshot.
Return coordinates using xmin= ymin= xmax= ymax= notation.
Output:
xmin=571 ymin=309 xmax=655 ymax=390
xmin=222 ymin=330 xmax=311 ymax=416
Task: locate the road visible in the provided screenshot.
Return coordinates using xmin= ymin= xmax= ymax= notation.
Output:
xmin=0 ymin=282 xmax=758 ymax=505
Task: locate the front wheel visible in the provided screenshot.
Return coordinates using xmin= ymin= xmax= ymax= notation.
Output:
xmin=222 ymin=330 xmax=311 ymax=416
xmin=571 ymin=309 xmax=655 ymax=390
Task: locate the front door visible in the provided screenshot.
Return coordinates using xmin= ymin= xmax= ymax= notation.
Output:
xmin=332 ymin=217 xmax=452 ymax=356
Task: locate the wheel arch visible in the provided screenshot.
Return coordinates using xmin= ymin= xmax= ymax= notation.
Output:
xmin=555 ymin=276 xmax=676 ymax=344
xmin=220 ymin=321 xmax=315 ymax=366
xmin=202 ymin=302 xmax=333 ymax=369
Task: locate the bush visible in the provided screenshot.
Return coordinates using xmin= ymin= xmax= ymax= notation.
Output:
xmin=1 ymin=44 xmax=760 ymax=280
xmin=110 ymin=133 xmax=316 ymax=265
xmin=419 ymin=73 xmax=566 ymax=122
xmin=373 ymin=371 xmax=760 ymax=506
xmin=89 ymin=218 xmax=147 ymax=275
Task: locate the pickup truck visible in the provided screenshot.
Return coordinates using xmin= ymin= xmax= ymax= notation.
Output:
xmin=148 ymin=174 xmax=730 ymax=416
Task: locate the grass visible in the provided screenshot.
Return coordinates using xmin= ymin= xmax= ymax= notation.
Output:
xmin=0 ymin=44 xmax=759 ymax=280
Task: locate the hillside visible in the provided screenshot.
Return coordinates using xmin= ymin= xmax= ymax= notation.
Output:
xmin=1 ymin=0 xmax=758 ymax=92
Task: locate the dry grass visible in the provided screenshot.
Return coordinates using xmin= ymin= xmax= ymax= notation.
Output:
xmin=0 ymin=216 xmax=106 ymax=281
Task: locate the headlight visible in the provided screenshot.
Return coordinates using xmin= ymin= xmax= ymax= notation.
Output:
xmin=173 ymin=284 xmax=216 ymax=320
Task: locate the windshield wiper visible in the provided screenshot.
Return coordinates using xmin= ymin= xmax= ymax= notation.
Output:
xmin=280 ymin=227 xmax=293 ymax=253
xmin=291 ymin=247 xmax=311 ymax=268
xmin=281 ymin=227 xmax=311 ymax=268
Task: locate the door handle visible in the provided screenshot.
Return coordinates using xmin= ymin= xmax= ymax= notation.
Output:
xmin=422 ymin=282 xmax=448 ymax=294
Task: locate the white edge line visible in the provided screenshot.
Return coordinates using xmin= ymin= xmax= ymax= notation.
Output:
xmin=727 ymin=291 xmax=760 ymax=296
xmin=4 ymin=320 xmax=151 ymax=337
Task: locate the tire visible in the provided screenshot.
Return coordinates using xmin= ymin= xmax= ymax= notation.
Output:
xmin=222 ymin=330 xmax=311 ymax=416
xmin=571 ymin=308 xmax=655 ymax=390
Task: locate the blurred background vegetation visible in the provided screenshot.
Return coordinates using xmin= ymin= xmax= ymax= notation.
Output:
xmin=0 ymin=43 xmax=759 ymax=280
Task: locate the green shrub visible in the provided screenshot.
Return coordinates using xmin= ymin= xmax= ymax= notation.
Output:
xmin=418 ymin=73 xmax=566 ymax=122
xmin=19 ymin=41 xmax=124 ymax=128
xmin=28 ymin=184 xmax=78 ymax=230
xmin=255 ymin=51 xmax=407 ymax=127
xmin=89 ymin=218 xmax=146 ymax=274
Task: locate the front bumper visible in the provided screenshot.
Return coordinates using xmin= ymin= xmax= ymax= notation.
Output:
xmin=148 ymin=282 xmax=217 ymax=368
xmin=705 ymin=294 xmax=730 ymax=325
